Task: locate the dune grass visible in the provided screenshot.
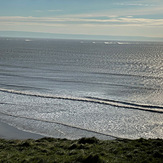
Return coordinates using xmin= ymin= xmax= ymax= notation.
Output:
xmin=0 ymin=137 xmax=162 ymax=162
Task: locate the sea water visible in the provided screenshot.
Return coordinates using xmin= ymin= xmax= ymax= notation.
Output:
xmin=0 ymin=37 xmax=163 ymax=139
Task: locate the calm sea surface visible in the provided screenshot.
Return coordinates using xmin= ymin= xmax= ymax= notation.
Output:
xmin=0 ymin=37 xmax=163 ymax=139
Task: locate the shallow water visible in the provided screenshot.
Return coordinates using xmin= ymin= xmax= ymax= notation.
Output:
xmin=0 ymin=38 xmax=163 ymax=139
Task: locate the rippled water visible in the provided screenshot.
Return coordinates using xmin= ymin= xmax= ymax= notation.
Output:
xmin=0 ymin=38 xmax=163 ymax=139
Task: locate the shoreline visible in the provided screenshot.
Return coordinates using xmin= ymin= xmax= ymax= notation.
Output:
xmin=0 ymin=121 xmax=44 ymax=140
xmin=1 ymin=119 xmax=162 ymax=141
xmin=0 ymin=121 xmax=162 ymax=162
xmin=0 ymin=120 xmax=116 ymax=140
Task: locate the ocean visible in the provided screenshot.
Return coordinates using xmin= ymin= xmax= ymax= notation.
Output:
xmin=0 ymin=37 xmax=163 ymax=139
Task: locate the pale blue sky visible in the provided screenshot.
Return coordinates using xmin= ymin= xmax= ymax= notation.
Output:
xmin=0 ymin=0 xmax=163 ymax=40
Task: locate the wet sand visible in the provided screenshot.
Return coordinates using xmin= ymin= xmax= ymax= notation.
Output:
xmin=0 ymin=121 xmax=44 ymax=139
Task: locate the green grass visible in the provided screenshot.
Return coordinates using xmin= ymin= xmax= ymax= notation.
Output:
xmin=0 ymin=137 xmax=162 ymax=162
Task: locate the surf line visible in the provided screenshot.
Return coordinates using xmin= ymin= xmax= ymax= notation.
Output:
xmin=0 ymin=88 xmax=163 ymax=114
xmin=0 ymin=111 xmax=119 ymax=139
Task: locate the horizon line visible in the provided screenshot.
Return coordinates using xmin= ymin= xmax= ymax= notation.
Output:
xmin=0 ymin=31 xmax=163 ymax=42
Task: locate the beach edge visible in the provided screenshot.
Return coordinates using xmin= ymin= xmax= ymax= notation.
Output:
xmin=0 ymin=120 xmax=44 ymax=140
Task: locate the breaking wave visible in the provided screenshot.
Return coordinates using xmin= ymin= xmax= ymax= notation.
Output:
xmin=0 ymin=88 xmax=163 ymax=114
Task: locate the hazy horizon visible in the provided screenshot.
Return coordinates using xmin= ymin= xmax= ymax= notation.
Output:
xmin=0 ymin=31 xmax=163 ymax=42
xmin=0 ymin=0 xmax=163 ymax=41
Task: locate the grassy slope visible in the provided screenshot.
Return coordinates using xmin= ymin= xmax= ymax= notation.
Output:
xmin=0 ymin=137 xmax=163 ymax=163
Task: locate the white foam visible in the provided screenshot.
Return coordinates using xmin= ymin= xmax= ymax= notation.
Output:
xmin=0 ymin=88 xmax=162 ymax=113
xmin=25 ymin=39 xmax=32 ymax=42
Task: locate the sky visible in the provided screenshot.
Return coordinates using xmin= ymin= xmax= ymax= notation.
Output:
xmin=0 ymin=0 xmax=163 ymax=40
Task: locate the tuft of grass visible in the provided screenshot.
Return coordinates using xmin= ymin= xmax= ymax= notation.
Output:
xmin=78 ymin=137 xmax=99 ymax=144
xmin=0 ymin=137 xmax=162 ymax=162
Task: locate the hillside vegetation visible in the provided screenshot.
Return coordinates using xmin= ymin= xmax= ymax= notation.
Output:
xmin=0 ymin=137 xmax=162 ymax=162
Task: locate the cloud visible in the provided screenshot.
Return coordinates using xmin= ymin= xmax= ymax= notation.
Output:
xmin=0 ymin=16 xmax=163 ymax=27
xmin=0 ymin=15 xmax=163 ymax=38
xmin=48 ymin=10 xmax=63 ymax=12
xmin=34 ymin=9 xmax=63 ymax=13
xmin=115 ymin=3 xmax=155 ymax=7
xmin=34 ymin=10 xmax=43 ymax=13
xmin=0 ymin=17 xmax=162 ymax=38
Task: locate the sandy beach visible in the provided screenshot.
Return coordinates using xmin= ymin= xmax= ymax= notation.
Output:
xmin=0 ymin=121 xmax=44 ymax=140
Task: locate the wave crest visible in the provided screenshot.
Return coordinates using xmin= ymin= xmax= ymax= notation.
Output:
xmin=0 ymin=88 xmax=163 ymax=114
